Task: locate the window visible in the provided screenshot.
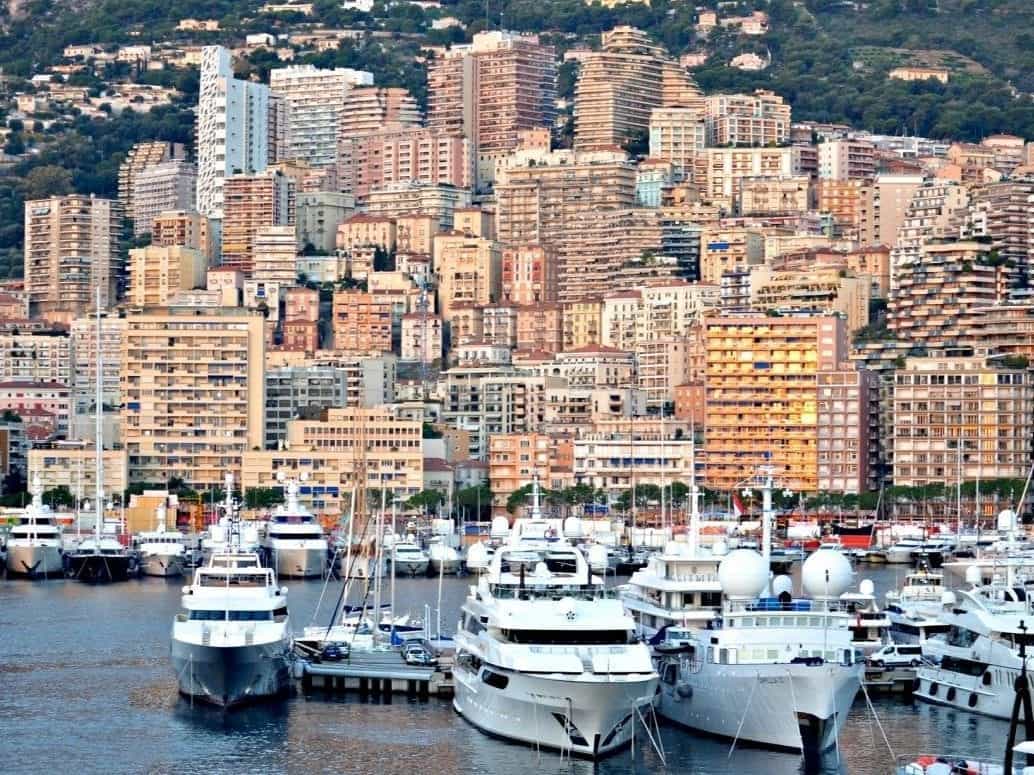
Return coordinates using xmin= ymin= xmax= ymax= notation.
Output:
xmin=481 ymin=670 xmax=509 ymax=690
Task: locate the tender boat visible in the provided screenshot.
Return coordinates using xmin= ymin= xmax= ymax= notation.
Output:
xmin=387 ymin=539 xmax=430 ymax=577
xmin=885 ymin=568 xmax=951 ymax=644
xmin=4 ymin=474 xmax=64 ymax=578
xmin=453 ymin=542 xmax=657 ymax=758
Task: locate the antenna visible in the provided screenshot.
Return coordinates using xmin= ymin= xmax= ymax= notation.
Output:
xmin=94 ymin=285 xmax=103 ymax=542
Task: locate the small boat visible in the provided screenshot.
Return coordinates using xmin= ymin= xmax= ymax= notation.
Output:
xmin=427 ymin=536 xmax=461 ymax=575
xmin=387 ymin=540 xmax=429 ymax=577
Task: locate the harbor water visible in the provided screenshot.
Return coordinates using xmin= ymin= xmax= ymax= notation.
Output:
xmin=0 ymin=565 xmax=1011 ymax=774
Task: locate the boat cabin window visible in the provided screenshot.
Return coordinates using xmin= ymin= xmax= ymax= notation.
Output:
xmin=199 ymin=573 xmax=269 ymax=587
xmin=273 ymin=606 xmax=288 ymax=621
xmin=946 ymin=626 xmax=980 ymax=648
xmin=501 ymin=628 xmax=631 ymax=645
xmin=270 ymin=527 xmax=323 ymax=539
xmin=227 ymin=610 xmax=273 ymax=621
xmin=661 ymin=663 xmax=678 ymax=684
xmin=481 ymin=670 xmax=509 ymax=690
xmin=189 ymin=610 xmax=226 ymax=621
xmin=940 ymin=655 xmax=988 ymax=677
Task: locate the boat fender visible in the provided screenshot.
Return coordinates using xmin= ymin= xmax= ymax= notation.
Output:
xmin=676 ymin=683 xmax=692 ymax=699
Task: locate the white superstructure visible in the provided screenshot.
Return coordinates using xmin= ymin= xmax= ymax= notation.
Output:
xmin=453 ymin=542 xmax=657 ymax=758
xmin=885 ymin=569 xmax=952 ymax=644
xmin=261 ymin=475 xmax=327 ymax=579
xmin=4 ymin=474 xmax=64 ymax=578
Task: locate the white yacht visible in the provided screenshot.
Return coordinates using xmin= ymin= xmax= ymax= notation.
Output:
xmin=453 ymin=543 xmax=657 ymax=758
xmin=387 ymin=539 xmax=430 ymax=576
xmin=885 ymin=568 xmax=952 ymax=644
xmin=171 ymin=536 xmax=292 ymax=706
xmin=135 ymin=503 xmax=186 ymax=578
xmin=428 ymin=536 xmax=461 ymax=575
xmin=201 ymin=475 xmax=260 ymax=562
xmin=653 ymin=549 xmax=863 ymax=753
xmin=4 ymin=474 xmax=64 ymax=578
xmin=464 ymin=541 xmax=495 ymax=573
xmin=915 ymin=568 xmax=1034 ymax=719
xmin=621 ymin=540 xmax=724 ymax=638
xmin=885 ymin=538 xmax=924 ymax=564
xmin=261 ymin=475 xmax=328 ymax=579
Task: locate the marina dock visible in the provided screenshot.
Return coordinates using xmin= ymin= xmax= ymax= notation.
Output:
xmin=863 ymin=666 xmax=918 ymax=695
xmin=296 ymin=649 xmax=454 ymax=698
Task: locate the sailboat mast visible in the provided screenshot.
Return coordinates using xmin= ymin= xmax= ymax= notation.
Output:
xmin=94 ymin=285 xmax=103 ymax=542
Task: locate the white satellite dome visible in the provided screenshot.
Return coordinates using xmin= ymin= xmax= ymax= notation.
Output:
xmin=587 ymin=543 xmax=608 ymax=570
xmin=718 ymin=549 xmax=769 ymax=599
xmin=490 ymin=516 xmax=510 ymax=538
xmin=941 ymin=590 xmax=957 ymax=607
xmin=563 ymin=516 xmax=583 ymax=539
xmin=712 ymin=540 xmax=729 ymax=557
xmin=859 ymin=579 xmax=875 ymax=597
xmin=466 ymin=542 xmax=489 ymax=570
xmin=771 ymin=574 xmax=793 ymax=599
xmin=998 ymin=509 xmax=1017 ymax=533
xmin=802 ymin=550 xmax=853 ymax=598
xmin=965 ymin=565 xmax=982 ymax=586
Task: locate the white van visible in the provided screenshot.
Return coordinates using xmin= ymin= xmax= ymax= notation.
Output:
xmin=867 ymin=643 xmax=923 ymax=668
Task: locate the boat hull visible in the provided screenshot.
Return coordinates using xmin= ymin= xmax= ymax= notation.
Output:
xmin=268 ymin=546 xmax=326 ymax=578
xmin=171 ymin=638 xmax=292 ymax=708
xmin=140 ymin=553 xmax=185 ymax=578
xmin=657 ymin=660 xmax=862 ymax=753
xmin=67 ymin=552 xmax=134 ymax=583
xmin=429 ymin=557 xmax=461 ymax=575
xmin=453 ymin=663 xmax=657 ymax=759
xmin=5 ymin=544 xmax=64 ymax=578
xmin=389 ymin=558 xmax=429 ymax=577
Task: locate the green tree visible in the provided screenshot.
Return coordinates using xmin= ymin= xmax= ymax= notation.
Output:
xmin=42 ymin=485 xmax=75 ymax=509
xmin=244 ymin=487 xmax=286 ymax=509
xmin=407 ymin=488 xmax=445 ymax=513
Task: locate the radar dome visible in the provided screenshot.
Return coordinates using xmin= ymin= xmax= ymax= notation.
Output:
xmin=564 ymin=517 xmax=583 ymax=539
xmin=466 ymin=542 xmax=489 ymax=570
xmin=771 ymin=574 xmax=793 ymax=599
xmin=490 ymin=516 xmax=510 ymax=538
xmin=998 ymin=509 xmax=1017 ymax=533
xmin=859 ymin=579 xmax=875 ymax=597
xmin=712 ymin=540 xmax=729 ymax=557
xmin=718 ymin=549 xmax=769 ymax=599
xmin=802 ymin=550 xmax=853 ymax=598
xmin=965 ymin=565 xmax=982 ymax=586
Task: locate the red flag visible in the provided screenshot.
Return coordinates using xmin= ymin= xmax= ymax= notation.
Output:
xmin=732 ymin=492 xmax=746 ymax=517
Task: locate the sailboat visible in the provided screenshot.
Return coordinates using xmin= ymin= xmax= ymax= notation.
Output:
xmin=67 ymin=288 xmax=132 ymax=583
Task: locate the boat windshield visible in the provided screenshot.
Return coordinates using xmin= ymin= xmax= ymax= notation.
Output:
xmin=188 ymin=609 xmax=274 ymax=621
xmin=198 ymin=572 xmax=270 ymax=587
xmin=501 ymin=628 xmax=632 ymax=645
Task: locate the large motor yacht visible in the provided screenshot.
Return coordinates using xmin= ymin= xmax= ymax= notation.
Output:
xmin=653 ymin=549 xmax=863 ymax=754
xmin=915 ymin=566 xmax=1034 ymax=719
xmin=4 ymin=474 xmax=64 ymax=578
xmin=261 ymin=474 xmax=328 ymax=579
xmin=170 ymin=500 xmax=292 ymax=707
xmin=453 ymin=542 xmax=658 ymax=759
xmin=135 ymin=503 xmax=187 ymax=578
xmin=885 ymin=568 xmax=952 ymax=644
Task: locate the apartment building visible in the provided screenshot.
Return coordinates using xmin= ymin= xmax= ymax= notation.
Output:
xmin=241 ymin=406 xmax=423 ymax=513
xmin=196 ymin=46 xmax=273 ymax=220
xmin=857 ymin=174 xmax=924 ymax=249
xmin=338 ymin=126 xmax=471 ymax=200
xmin=24 ymin=194 xmax=123 ymax=324
xmin=120 ymin=308 xmax=264 ymax=488
xmin=433 ymin=233 xmax=501 ymax=319
xmin=698 ymin=226 xmax=765 ymax=284
xmin=0 ymin=329 xmax=71 ymax=387
xmin=427 ymin=31 xmax=556 ymax=189
xmin=364 ymin=183 xmax=471 ymax=231
xmin=574 ymin=26 xmax=703 ymax=152
xmin=27 ymin=444 xmax=128 ymax=501
xmin=816 ymin=179 xmax=865 ymax=238
xmin=252 ymin=225 xmax=299 ymax=285
xmin=487 ymin=432 xmax=554 ymax=510
xmin=892 ymin=357 xmax=1033 ymax=487
xmin=702 ymin=314 xmax=847 ymax=492
xmin=480 ymin=305 xmax=518 ymax=349
xmin=697 ymin=147 xmax=794 ymax=207
xmin=269 ymin=64 xmax=373 ymax=169
xmin=151 ymin=210 xmax=214 ymax=260
xmin=961 ymin=178 xmax=1034 ymax=286
xmin=400 ymin=313 xmax=443 ymax=364
xmin=70 ymin=314 xmax=124 ymax=412
xmin=738 ymin=176 xmax=810 ymax=216
xmin=118 ymin=141 xmax=185 ymax=207
xmin=888 ymin=240 xmax=1005 ymax=349
xmin=331 ymin=289 xmax=392 ymax=353
xmin=127 ymin=245 xmax=208 ymax=307
xmin=263 ymin=365 xmax=348 ymax=449
xmin=889 ymin=180 xmax=970 ymax=276
xmin=704 ymin=90 xmax=790 ymax=147
xmin=130 ymin=159 xmax=196 ymax=237
xmin=220 ymin=171 xmax=295 ymax=275
xmin=817 ymin=368 xmax=873 ymax=494
xmin=515 ymin=303 xmax=564 ymax=355
xmin=818 ymin=139 xmax=877 ymax=181
xmin=572 ymin=429 xmax=694 ymax=492
xmin=648 ymin=106 xmax=706 ymax=177
xmin=501 ymin=244 xmax=557 ymax=305
xmin=561 ymin=300 xmax=603 ymax=350
xmin=750 ymin=266 xmax=871 ymax=333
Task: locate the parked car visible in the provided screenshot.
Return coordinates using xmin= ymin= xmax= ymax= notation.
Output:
xmin=319 ymin=642 xmax=349 ymax=662
xmin=401 ymin=639 xmax=438 ymax=666
xmin=867 ymin=644 xmax=922 ymax=668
